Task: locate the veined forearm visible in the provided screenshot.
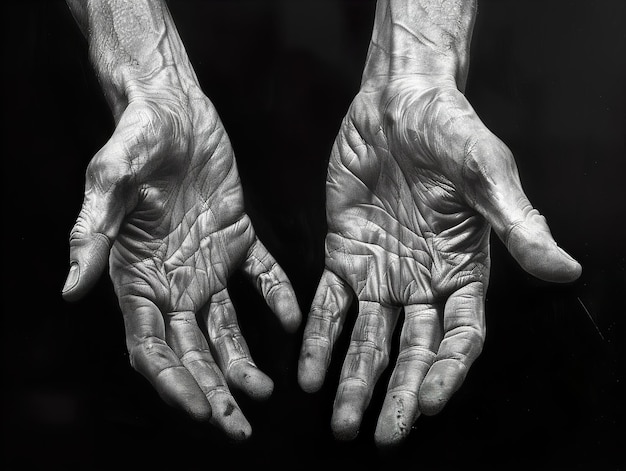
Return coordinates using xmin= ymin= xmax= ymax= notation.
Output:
xmin=66 ymin=0 xmax=200 ymax=118
xmin=363 ymin=0 xmax=476 ymax=89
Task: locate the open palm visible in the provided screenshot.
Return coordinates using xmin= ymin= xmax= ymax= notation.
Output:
xmin=63 ymin=90 xmax=300 ymax=440
xmin=298 ymin=76 xmax=581 ymax=445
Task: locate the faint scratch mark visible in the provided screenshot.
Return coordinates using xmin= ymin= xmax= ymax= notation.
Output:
xmin=577 ymin=297 xmax=605 ymax=342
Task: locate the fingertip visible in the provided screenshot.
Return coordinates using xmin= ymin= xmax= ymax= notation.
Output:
xmin=331 ymin=404 xmax=361 ymax=441
xmin=297 ymin=350 xmax=327 ymax=393
xmin=221 ymin=411 xmax=253 ymax=442
xmin=508 ymin=225 xmax=583 ymax=283
xmin=61 ymin=263 xmax=82 ymax=302
xmin=209 ymin=394 xmax=253 ymax=441
xmin=417 ymin=386 xmax=447 ymax=416
xmin=298 ymin=370 xmax=324 ymax=394
xmin=63 ymin=234 xmax=112 ymax=302
xmin=235 ymin=422 xmax=253 ymax=442
xmin=501 ymin=209 xmax=582 ymax=283
xmin=233 ymin=365 xmax=274 ymax=401
xmin=556 ymin=247 xmax=583 ymax=281
xmin=185 ymin=400 xmax=213 ymax=422
xmin=374 ymin=428 xmax=407 ymax=450
xmin=374 ymin=392 xmax=419 ymax=448
xmin=418 ymin=360 xmax=463 ymax=416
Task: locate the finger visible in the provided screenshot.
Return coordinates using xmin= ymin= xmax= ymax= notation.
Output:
xmin=203 ymin=288 xmax=274 ymax=401
xmin=298 ymin=269 xmax=354 ymax=393
xmin=443 ymin=94 xmax=582 ymax=282
xmin=62 ymin=138 xmax=135 ymax=301
xmin=465 ymin=136 xmax=581 ymax=283
xmin=118 ymin=293 xmax=212 ymax=421
xmin=166 ymin=308 xmax=251 ymax=441
xmin=415 ymin=89 xmax=581 ymax=282
xmin=419 ymin=282 xmax=486 ymax=416
xmin=331 ymin=301 xmax=400 ymax=441
xmin=241 ymin=238 xmax=302 ymax=332
xmin=374 ymin=303 xmax=443 ymax=448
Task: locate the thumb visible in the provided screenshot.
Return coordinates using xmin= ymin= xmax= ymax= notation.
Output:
xmin=503 ymin=206 xmax=582 ymax=283
xmin=62 ymin=146 xmax=133 ymax=301
xmin=414 ymin=88 xmax=581 ymax=283
xmin=461 ymin=132 xmax=582 ymax=283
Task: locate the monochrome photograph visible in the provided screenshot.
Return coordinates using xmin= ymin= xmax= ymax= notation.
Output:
xmin=2 ymin=1 xmax=624 ymax=469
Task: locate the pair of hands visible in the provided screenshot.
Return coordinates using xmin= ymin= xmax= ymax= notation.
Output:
xmin=62 ymin=1 xmax=581 ymax=447
xmin=62 ymin=71 xmax=580 ymax=445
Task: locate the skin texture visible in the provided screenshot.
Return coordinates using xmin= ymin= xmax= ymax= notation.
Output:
xmin=298 ymin=0 xmax=582 ymax=447
xmin=62 ymin=0 xmax=301 ymax=440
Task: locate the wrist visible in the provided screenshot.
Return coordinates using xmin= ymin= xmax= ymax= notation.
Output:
xmin=94 ymin=61 xmax=200 ymax=119
xmin=363 ymin=0 xmax=476 ymax=90
xmin=80 ymin=0 xmax=200 ymax=118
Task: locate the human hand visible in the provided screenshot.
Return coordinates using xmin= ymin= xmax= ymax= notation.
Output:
xmin=298 ymin=0 xmax=581 ymax=446
xmin=63 ymin=0 xmax=300 ymax=440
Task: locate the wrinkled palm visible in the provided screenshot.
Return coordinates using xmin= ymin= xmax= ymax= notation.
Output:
xmin=298 ymin=76 xmax=581 ymax=446
xmin=65 ymin=89 xmax=300 ymax=440
xmin=327 ymin=78 xmax=491 ymax=308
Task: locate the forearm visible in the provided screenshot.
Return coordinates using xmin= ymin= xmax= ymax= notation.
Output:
xmin=66 ymin=0 xmax=200 ymax=119
xmin=363 ymin=0 xmax=477 ymax=89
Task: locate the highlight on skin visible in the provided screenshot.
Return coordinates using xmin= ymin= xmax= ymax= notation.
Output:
xmin=63 ymin=0 xmax=301 ymax=440
xmin=298 ymin=0 xmax=581 ymax=448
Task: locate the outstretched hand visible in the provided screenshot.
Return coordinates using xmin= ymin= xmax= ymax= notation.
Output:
xmin=298 ymin=71 xmax=580 ymax=445
xmin=62 ymin=87 xmax=301 ymax=440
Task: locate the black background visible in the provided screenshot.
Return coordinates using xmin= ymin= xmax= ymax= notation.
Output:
xmin=2 ymin=1 xmax=624 ymax=469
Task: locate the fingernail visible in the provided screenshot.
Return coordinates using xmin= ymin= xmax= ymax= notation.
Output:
xmin=62 ymin=263 xmax=79 ymax=293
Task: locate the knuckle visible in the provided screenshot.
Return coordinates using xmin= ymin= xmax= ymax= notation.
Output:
xmin=338 ymin=376 xmax=369 ymax=390
xmin=444 ymin=324 xmax=485 ymax=362
xmin=459 ymin=322 xmax=485 ymax=346
xmin=302 ymin=333 xmax=332 ymax=349
xmin=401 ymin=329 xmax=438 ymax=351
xmin=348 ymin=338 xmax=389 ymax=368
xmin=180 ymin=348 xmax=213 ymax=366
xmin=461 ymin=133 xmax=516 ymax=185
xmin=128 ymin=335 xmax=169 ymax=370
xmin=397 ymin=344 xmax=436 ymax=365
xmin=69 ymin=205 xmax=92 ymax=242
xmin=204 ymin=386 xmax=232 ymax=402
xmin=213 ymin=322 xmax=242 ymax=343
xmin=350 ymin=337 xmax=384 ymax=353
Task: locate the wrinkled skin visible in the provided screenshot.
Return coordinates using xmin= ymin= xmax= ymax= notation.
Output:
xmin=298 ymin=72 xmax=582 ymax=446
xmin=63 ymin=86 xmax=301 ymax=440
